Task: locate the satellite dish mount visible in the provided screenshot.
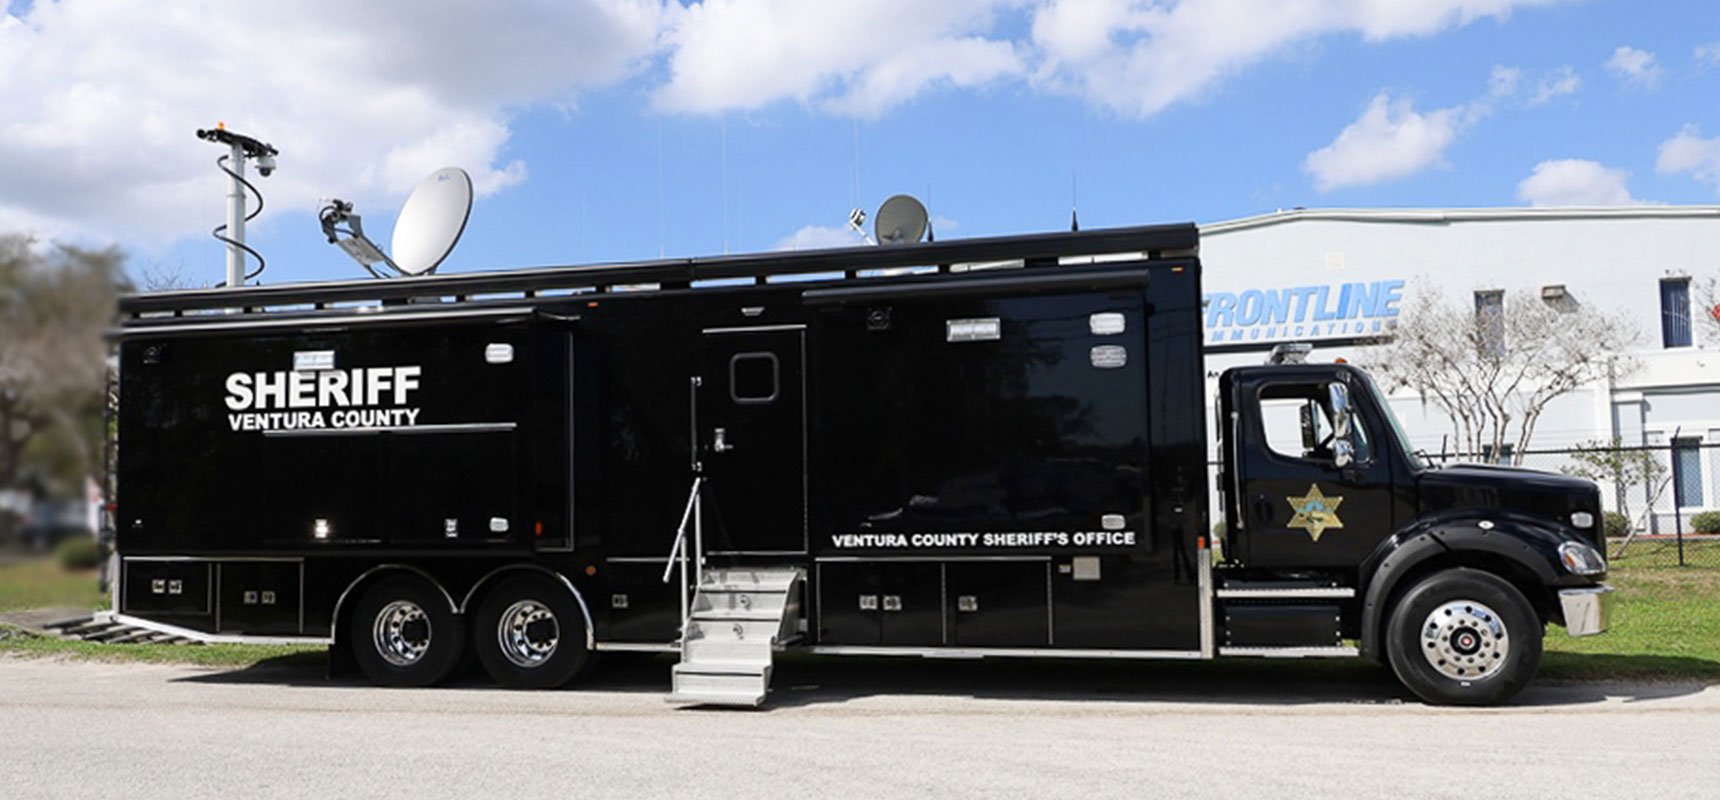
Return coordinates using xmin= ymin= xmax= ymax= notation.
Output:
xmin=320 ymin=167 xmax=474 ymax=278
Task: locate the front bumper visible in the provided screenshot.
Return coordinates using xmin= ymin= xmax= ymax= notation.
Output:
xmin=1559 ymin=584 xmax=1614 ymax=637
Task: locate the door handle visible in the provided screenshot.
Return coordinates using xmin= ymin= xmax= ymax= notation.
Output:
xmin=1251 ymin=494 xmax=1274 ymax=525
xmin=713 ymin=427 xmax=733 ymax=453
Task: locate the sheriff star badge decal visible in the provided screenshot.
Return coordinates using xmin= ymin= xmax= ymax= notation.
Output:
xmin=1286 ymin=484 xmax=1344 ymax=542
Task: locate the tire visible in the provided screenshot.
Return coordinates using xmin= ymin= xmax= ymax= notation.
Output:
xmin=349 ymin=576 xmax=466 ymax=688
xmin=1385 ymin=567 xmax=1542 ymax=706
xmin=471 ymin=574 xmax=591 ymax=690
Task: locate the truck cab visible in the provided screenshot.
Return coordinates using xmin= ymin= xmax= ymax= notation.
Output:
xmin=1216 ymin=358 xmax=1612 ymax=703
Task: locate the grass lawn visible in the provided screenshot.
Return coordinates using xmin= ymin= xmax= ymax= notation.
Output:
xmin=1540 ymin=566 xmax=1720 ymax=681
xmin=0 ymin=557 xmax=318 ymax=667
xmin=1 ymin=555 xmax=1717 ymax=681
xmin=0 ymin=557 xmax=108 ymax=613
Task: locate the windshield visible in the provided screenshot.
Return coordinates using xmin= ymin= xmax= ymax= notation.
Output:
xmin=1355 ymin=369 xmax=1425 ymax=471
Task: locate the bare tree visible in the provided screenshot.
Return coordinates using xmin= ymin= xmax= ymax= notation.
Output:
xmin=1699 ymin=276 xmax=1720 ymax=344
xmin=1366 ymin=284 xmax=1640 ymax=462
xmin=0 ymin=235 xmax=128 ymax=509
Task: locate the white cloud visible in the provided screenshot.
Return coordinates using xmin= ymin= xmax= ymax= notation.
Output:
xmin=773 ymin=224 xmax=867 ymax=251
xmin=1516 ymin=159 xmax=1640 ymax=206
xmin=1303 ymin=93 xmax=1464 ymax=191
xmin=657 ymin=0 xmax=1570 ymax=120
xmin=0 ymin=0 xmax=661 ymax=243
xmin=1528 ymin=65 xmax=1581 ymax=105
xmin=1604 ymin=45 xmax=1663 ymax=88
xmin=1656 ymin=125 xmax=1720 ymax=194
xmin=1488 ymin=65 xmax=1523 ymax=98
xmin=1696 ymin=42 xmax=1720 ymax=70
xmin=655 ymin=0 xmax=1023 ymax=118
xmin=1025 ymin=0 xmax=1569 ymax=117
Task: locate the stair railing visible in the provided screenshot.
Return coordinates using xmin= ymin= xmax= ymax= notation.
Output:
xmin=661 ymin=476 xmax=704 ymax=650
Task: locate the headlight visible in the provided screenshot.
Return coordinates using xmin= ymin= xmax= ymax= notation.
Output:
xmin=1570 ymin=511 xmax=1594 ymax=529
xmin=1559 ymin=541 xmax=1607 ymax=576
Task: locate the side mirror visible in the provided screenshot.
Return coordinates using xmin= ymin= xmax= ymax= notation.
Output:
xmin=1328 ymin=382 xmax=1355 ymax=468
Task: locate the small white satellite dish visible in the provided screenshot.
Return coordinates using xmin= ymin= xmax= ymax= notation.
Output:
xmin=874 ymin=194 xmax=929 ymax=245
xmin=319 ymin=166 xmax=473 ymax=278
xmin=391 ymin=167 xmax=473 ymax=275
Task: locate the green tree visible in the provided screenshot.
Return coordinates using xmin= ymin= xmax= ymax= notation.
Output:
xmin=0 ymin=235 xmax=127 ymax=540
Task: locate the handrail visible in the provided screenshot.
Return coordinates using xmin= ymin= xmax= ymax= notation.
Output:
xmin=661 ymin=476 xmax=704 ymax=651
xmin=662 ymin=476 xmax=703 ymax=583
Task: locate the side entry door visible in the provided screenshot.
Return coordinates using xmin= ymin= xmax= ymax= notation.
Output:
xmin=1228 ymin=372 xmax=1395 ymax=568
xmin=699 ymin=327 xmax=807 ymax=554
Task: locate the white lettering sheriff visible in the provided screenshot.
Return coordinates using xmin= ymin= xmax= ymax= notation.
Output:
xmin=224 ymin=365 xmax=423 ymax=432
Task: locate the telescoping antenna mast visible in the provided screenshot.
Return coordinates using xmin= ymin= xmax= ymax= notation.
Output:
xmin=195 ymin=124 xmax=278 ymax=288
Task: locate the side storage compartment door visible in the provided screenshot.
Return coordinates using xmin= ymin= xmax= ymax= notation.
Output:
xmin=878 ymin=563 xmax=943 ymax=646
xmin=816 ymin=562 xmax=880 ymax=645
xmin=217 ymin=561 xmax=303 ymax=635
xmin=816 ymin=562 xmax=943 ymax=646
xmin=122 ymin=559 xmax=214 ymax=632
xmin=602 ymin=562 xmax=683 ymax=643
xmin=946 ymin=561 xmax=1049 ymax=647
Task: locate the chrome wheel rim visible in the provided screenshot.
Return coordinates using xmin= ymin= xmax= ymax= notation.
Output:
xmin=373 ymin=600 xmax=432 ymax=667
xmin=497 ymin=600 xmax=559 ymax=669
xmin=1420 ymin=599 xmax=1509 ymax=682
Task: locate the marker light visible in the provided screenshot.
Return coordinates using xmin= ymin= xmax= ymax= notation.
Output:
xmin=1559 ymin=541 xmax=1607 ymax=576
xmin=313 ymin=519 xmax=331 ymax=539
xmin=1570 ymin=511 xmax=1595 ymax=529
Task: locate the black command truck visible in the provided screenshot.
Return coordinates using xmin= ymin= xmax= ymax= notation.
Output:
xmin=112 ymin=223 xmax=1613 ymax=706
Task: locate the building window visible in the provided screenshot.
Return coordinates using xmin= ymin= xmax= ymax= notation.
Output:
xmin=1672 ymin=438 xmax=1703 ymax=508
xmin=1661 ymin=278 xmax=1693 ymax=348
xmin=1474 ymin=290 xmax=1505 ymax=357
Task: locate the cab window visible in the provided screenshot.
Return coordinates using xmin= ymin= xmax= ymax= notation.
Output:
xmin=1258 ymin=382 xmax=1371 ymax=464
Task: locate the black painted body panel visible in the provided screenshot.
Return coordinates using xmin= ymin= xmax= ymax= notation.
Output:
xmin=113 ymin=225 xmax=1204 ymax=653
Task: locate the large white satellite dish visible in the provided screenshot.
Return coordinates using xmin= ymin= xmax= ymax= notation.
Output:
xmin=391 ymin=167 xmax=473 ymax=275
xmin=874 ymin=194 xmax=929 ymax=245
xmin=319 ymin=166 xmax=473 ymax=278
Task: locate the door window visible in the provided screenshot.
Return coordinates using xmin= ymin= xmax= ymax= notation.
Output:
xmin=1258 ymin=383 xmax=1371 ymax=464
xmin=729 ymin=352 xmax=779 ymax=404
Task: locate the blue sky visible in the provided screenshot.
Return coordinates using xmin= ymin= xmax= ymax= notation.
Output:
xmin=0 ymin=1 xmax=1716 ymax=288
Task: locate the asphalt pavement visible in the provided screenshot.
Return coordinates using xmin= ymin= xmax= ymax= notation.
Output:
xmin=1 ymin=653 xmax=1716 ymax=799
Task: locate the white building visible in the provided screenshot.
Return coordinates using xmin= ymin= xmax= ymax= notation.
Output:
xmin=1198 ymin=206 xmax=1720 ymax=530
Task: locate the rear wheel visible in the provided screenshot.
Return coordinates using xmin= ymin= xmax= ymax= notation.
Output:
xmin=1386 ymin=567 xmax=1542 ymax=706
xmin=349 ymin=576 xmax=466 ymax=687
xmin=472 ymin=574 xmax=591 ymax=689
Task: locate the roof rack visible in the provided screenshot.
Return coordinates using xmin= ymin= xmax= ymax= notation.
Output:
xmin=118 ymin=223 xmax=1198 ymax=323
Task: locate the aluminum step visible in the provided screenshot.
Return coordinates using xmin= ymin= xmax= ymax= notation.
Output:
xmin=670 ymin=565 xmax=803 ymax=708
xmin=692 ymin=588 xmax=789 ymax=616
xmin=683 ymin=634 xmax=774 ymax=666
xmin=698 ymin=569 xmax=799 ymax=593
xmin=686 ymin=616 xmax=788 ymax=643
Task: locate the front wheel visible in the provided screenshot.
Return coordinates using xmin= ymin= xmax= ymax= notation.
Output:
xmin=1385 ymin=567 xmax=1543 ymax=706
xmin=472 ymin=574 xmax=591 ymax=689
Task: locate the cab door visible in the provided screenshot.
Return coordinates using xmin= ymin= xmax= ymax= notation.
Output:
xmin=1226 ymin=369 xmax=1396 ymax=568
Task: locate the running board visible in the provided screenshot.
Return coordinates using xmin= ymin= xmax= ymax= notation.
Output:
xmin=1218 ymin=646 xmax=1359 ymax=658
xmin=1215 ymin=587 xmax=1355 ymax=599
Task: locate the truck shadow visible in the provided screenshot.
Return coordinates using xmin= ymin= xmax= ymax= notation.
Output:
xmin=175 ymin=649 xmax=1719 ymax=708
